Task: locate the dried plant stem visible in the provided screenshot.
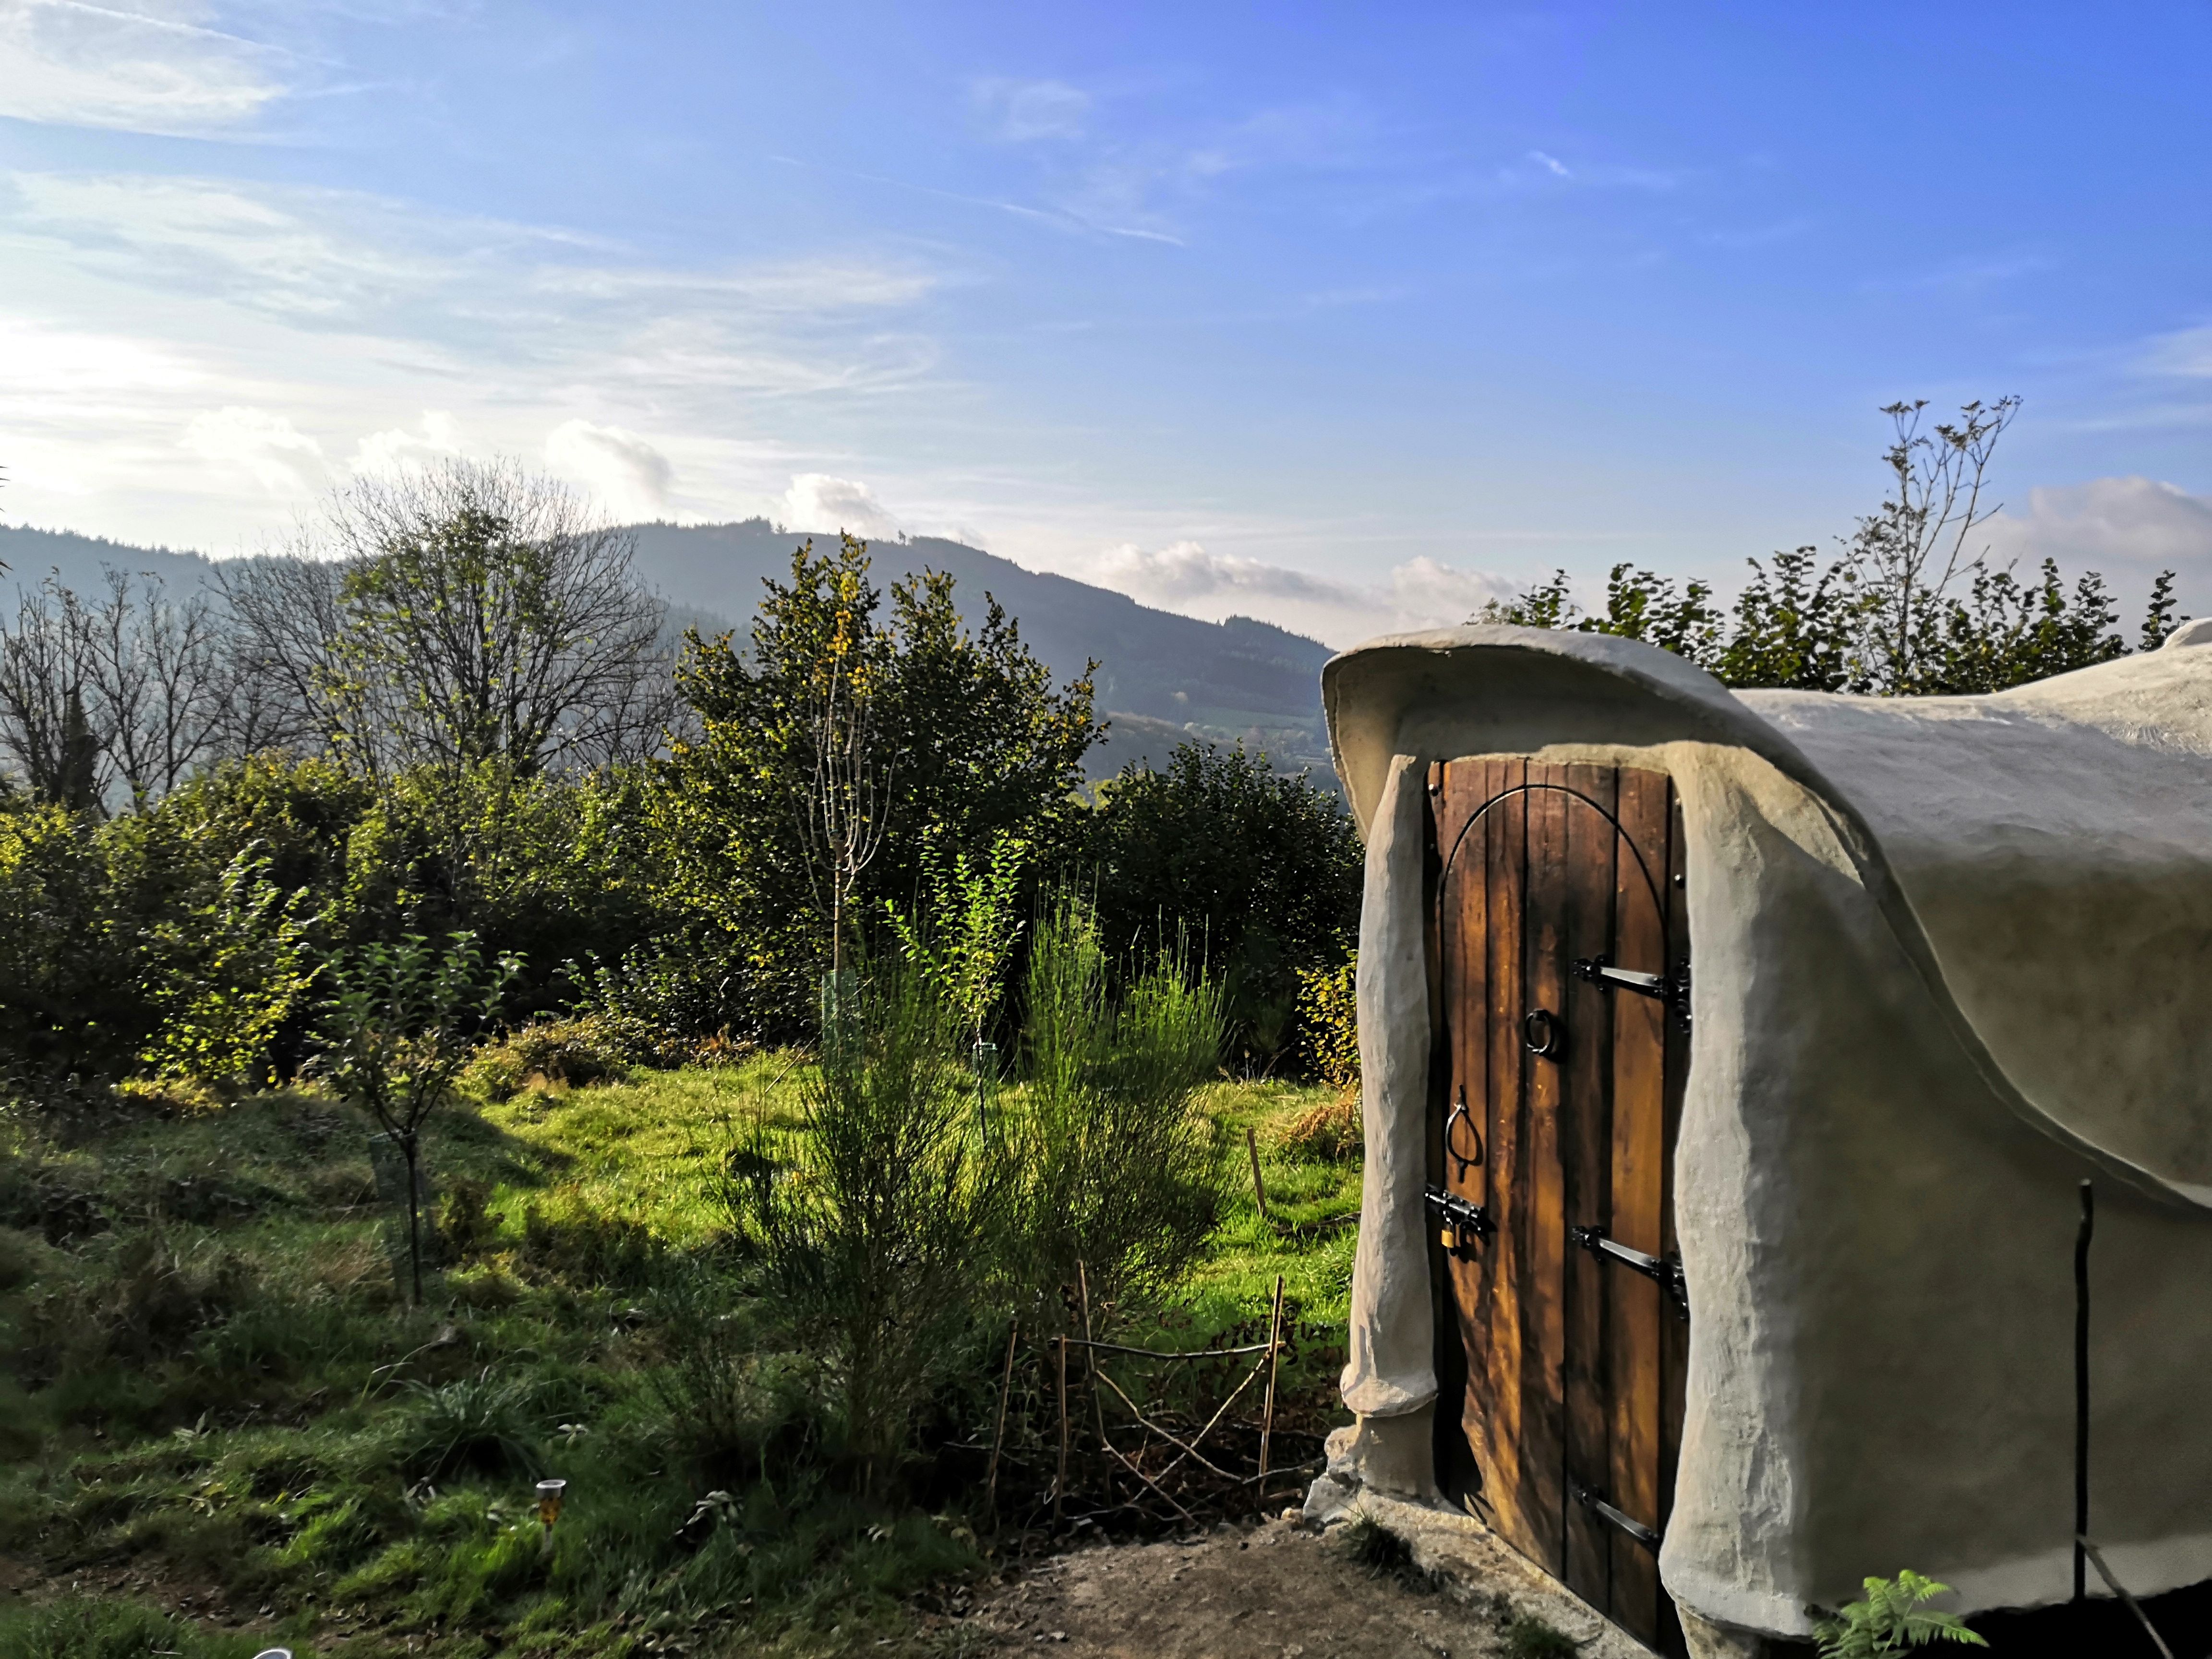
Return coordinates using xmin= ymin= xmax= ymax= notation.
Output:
xmin=986 ymin=1320 xmax=1018 ymax=1517
xmin=1054 ymin=1334 xmax=1070 ymax=1526
xmin=1093 ymin=1367 xmax=1239 ymax=1482
xmin=1257 ymin=1274 xmax=1286 ymax=1503
xmin=1246 ymin=1126 xmax=1270 ymax=1218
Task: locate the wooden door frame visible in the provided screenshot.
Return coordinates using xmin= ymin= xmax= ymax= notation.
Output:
xmin=1424 ymin=758 xmax=1690 ymax=1656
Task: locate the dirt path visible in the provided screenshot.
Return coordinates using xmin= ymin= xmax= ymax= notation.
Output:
xmin=959 ymin=1512 xmax=1644 ymax=1659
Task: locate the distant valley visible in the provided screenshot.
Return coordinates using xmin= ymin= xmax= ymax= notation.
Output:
xmin=0 ymin=519 xmax=1337 ymax=781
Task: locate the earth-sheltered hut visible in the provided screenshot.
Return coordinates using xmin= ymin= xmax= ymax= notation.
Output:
xmin=1303 ymin=620 xmax=2212 ymax=1657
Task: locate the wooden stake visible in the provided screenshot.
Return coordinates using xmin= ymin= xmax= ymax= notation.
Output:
xmin=1054 ymin=1333 xmax=1069 ymax=1526
xmin=1257 ymin=1274 xmax=1285 ymax=1505
xmin=986 ymin=1320 xmax=1018 ymax=1517
xmin=1246 ymin=1126 xmax=1269 ymax=1219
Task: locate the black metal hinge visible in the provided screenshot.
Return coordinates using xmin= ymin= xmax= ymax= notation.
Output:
xmin=1571 ymin=1224 xmax=1690 ymax=1322
xmin=1573 ymin=954 xmax=1691 ymax=1031
xmin=1574 ymin=1481 xmax=1661 ymax=1551
xmin=1424 ymin=1185 xmax=1492 ymax=1259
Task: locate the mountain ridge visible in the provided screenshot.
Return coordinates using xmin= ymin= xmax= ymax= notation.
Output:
xmin=0 ymin=519 xmax=1335 ymax=777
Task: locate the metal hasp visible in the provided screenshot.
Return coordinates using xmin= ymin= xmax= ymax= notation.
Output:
xmin=1572 ymin=953 xmax=1692 ymax=1031
xmin=1572 ymin=1224 xmax=1690 ymax=1322
xmin=1574 ymin=1480 xmax=1662 ymax=1551
xmin=1425 ymin=1185 xmax=1492 ymax=1259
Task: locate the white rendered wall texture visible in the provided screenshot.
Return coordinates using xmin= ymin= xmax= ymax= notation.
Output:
xmin=1322 ymin=626 xmax=2212 ymax=1640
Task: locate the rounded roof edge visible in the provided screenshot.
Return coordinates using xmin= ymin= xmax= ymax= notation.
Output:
xmin=1322 ymin=625 xmax=1826 ymax=839
xmin=1322 ymin=624 xmax=2212 ymax=1211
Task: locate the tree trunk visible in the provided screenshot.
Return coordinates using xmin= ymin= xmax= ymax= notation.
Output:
xmin=402 ymin=1132 xmax=425 ymax=1306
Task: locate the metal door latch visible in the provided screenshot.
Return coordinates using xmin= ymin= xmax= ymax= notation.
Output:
xmin=1571 ymin=1224 xmax=1690 ymax=1321
xmin=1444 ymin=1087 xmax=1483 ymax=1177
xmin=1572 ymin=955 xmax=1692 ymax=1030
xmin=1425 ymin=1185 xmax=1492 ymax=1259
xmin=1573 ymin=1480 xmax=1661 ymax=1551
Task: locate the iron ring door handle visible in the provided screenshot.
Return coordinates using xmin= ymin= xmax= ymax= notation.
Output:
xmin=1523 ymin=1008 xmax=1563 ymax=1058
xmin=1444 ymin=1089 xmax=1483 ymax=1178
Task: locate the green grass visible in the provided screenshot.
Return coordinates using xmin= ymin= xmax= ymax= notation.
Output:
xmin=0 ymin=1059 xmax=1362 ymax=1656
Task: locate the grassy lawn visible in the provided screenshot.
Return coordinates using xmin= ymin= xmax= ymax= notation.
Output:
xmin=0 ymin=1064 xmax=1361 ymax=1658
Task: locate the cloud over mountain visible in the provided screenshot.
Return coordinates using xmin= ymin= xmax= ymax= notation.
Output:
xmin=1091 ymin=541 xmax=1513 ymax=649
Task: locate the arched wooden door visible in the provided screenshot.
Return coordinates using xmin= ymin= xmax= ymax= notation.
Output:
xmin=1425 ymin=759 xmax=1690 ymax=1656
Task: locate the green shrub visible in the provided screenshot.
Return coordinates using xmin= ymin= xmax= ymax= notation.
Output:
xmin=136 ymin=847 xmax=318 ymax=1093
xmin=1006 ymin=895 xmax=1228 ymax=1314
xmin=395 ymin=1370 xmax=550 ymax=1480
xmin=465 ymin=1015 xmax=637 ymax=1100
xmin=1295 ymin=953 xmax=1358 ymax=1098
xmin=721 ymin=958 xmax=1007 ymax=1490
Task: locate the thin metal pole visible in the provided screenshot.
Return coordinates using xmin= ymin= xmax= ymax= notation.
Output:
xmin=2074 ymin=1178 xmax=2094 ymax=1606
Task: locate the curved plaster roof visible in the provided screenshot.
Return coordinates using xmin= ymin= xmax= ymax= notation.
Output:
xmin=1322 ymin=623 xmax=2212 ymax=1208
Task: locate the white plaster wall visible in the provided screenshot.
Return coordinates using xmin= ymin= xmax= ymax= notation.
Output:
xmin=1322 ymin=627 xmax=2212 ymax=1639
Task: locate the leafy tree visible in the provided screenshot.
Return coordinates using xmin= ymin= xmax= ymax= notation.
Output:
xmin=1069 ymin=739 xmax=1361 ymax=1069
xmin=661 ymin=536 xmax=1098 ymax=1038
xmin=136 ymin=848 xmax=318 ymax=1093
xmin=220 ymin=457 xmax=674 ymax=779
xmin=319 ymin=932 xmax=518 ymax=1304
xmin=1712 ymin=546 xmax=1855 ymax=691
xmin=884 ymin=829 xmax=1028 ymax=1046
xmin=0 ymin=805 xmax=139 ymax=1075
xmin=1482 ymin=400 xmax=2186 ymax=697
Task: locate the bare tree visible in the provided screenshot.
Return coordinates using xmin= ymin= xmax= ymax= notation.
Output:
xmin=0 ymin=574 xmax=113 ymax=812
xmin=220 ymin=458 xmax=675 ymax=777
xmin=1839 ymin=396 xmax=2021 ymax=692
xmin=216 ymin=552 xmax=366 ymax=761
xmin=82 ymin=570 xmax=232 ymax=805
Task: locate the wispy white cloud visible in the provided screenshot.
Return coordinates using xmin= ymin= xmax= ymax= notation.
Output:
xmin=0 ymin=0 xmax=289 ymax=136
xmin=973 ymin=77 xmax=1091 ymax=143
xmin=1089 ymin=539 xmax=1514 ymax=648
xmin=0 ymin=165 xmax=951 ymax=543
xmin=1529 ymin=149 xmax=1571 ymax=178
xmin=1982 ymin=475 xmax=2212 ymax=599
xmin=180 ymin=404 xmax=324 ymax=494
xmin=2140 ymin=323 xmax=2212 ymax=379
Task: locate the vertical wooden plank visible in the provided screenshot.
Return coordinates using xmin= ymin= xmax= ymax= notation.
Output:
xmin=1519 ymin=769 xmax=1570 ymax=1577
xmin=1607 ymin=769 xmax=1671 ymax=1643
xmin=1478 ymin=758 xmax=1530 ymax=1557
xmin=1656 ymin=783 xmax=1692 ymax=1658
xmin=1559 ymin=765 xmax=1619 ymax=1610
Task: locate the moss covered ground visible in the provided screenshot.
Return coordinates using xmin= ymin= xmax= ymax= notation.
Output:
xmin=0 ymin=1065 xmax=1360 ymax=1657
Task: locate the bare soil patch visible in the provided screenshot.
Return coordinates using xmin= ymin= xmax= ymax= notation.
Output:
xmin=960 ymin=1515 xmax=1581 ymax=1659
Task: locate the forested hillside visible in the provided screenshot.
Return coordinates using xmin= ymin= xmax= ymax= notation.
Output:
xmin=0 ymin=519 xmax=1336 ymax=778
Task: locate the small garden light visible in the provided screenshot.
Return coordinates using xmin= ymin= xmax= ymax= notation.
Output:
xmin=536 ymin=1478 xmax=567 ymax=1553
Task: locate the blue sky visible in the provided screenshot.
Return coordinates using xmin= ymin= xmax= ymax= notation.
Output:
xmin=3 ymin=0 xmax=2210 ymax=644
